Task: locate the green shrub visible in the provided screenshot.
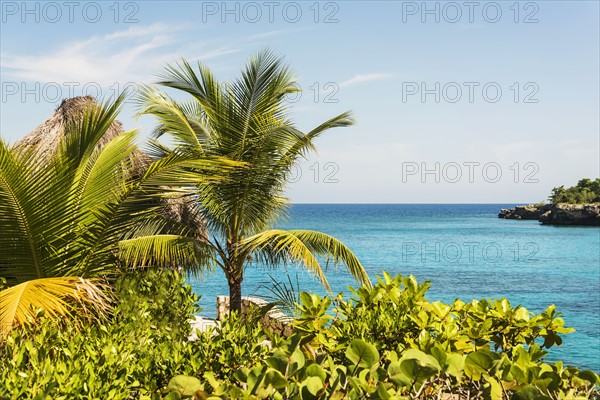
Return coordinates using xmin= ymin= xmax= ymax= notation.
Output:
xmin=166 ymin=274 xmax=599 ymax=400
xmin=331 ymin=274 xmax=431 ymax=352
xmin=331 ymin=274 xmax=574 ymax=357
xmin=0 ymin=269 xmax=201 ymax=399
xmin=114 ymin=268 xmax=201 ymax=341
xmin=2 ymin=272 xmax=598 ymax=399
xmin=549 ymin=178 xmax=600 ymax=204
xmin=191 ymin=308 xmax=274 ymax=383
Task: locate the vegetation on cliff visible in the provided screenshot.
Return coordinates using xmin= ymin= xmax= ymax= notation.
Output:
xmin=549 ymin=178 xmax=600 ymax=204
xmin=499 ymin=178 xmax=600 ymax=225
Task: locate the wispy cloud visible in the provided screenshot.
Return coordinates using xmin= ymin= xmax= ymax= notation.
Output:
xmin=339 ymin=73 xmax=396 ymax=88
xmin=190 ymin=47 xmax=240 ymax=61
xmin=1 ymin=24 xmax=180 ymax=85
xmin=103 ymin=23 xmax=187 ymax=41
xmin=243 ymin=30 xmax=290 ymax=41
xmin=0 ymin=23 xmax=236 ymax=86
xmin=241 ymin=27 xmax=312 ymax=43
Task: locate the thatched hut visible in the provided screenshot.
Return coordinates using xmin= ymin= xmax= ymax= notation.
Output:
xmin=13 ymin=96 xmax=206 ymax=238
xmin=13 ymin=96 xmax=149 ymax=173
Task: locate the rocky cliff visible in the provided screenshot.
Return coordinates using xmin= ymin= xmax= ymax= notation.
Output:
xmin=499 ymin=204 xmax=600 ymax=226
xmin=498 ymin=204 xmax=552 ymax=220
xmin=539 ymin=204 xmax=600 ymax=226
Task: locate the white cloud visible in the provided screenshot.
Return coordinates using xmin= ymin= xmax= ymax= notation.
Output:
xmin=1 ymin=24 xmax=179 ymax=85
xmin=339 ymin=73 xmax=396 ymax=89
xmin=241 ymin=27 xmax=312 ymax=43
xmin=0 ymin=23 xmax=237 ymax=86
xmin=190 ymin=47 xmax=240 ymax=61
xmin=103 ymin=24 xmax=187 ymax=41
xmin=242 ymin=30 xmax=290 ymax=41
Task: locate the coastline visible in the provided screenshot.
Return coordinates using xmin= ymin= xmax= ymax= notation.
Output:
xmin=499 ymin=203 xmax=600 ymax=226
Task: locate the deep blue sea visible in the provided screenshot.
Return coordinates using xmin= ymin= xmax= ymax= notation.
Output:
xmin=189 ymin=204 xmax=600 ymax=371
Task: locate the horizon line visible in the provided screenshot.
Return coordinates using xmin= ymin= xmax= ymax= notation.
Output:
xmin=289 ymin=202 xmax=529 ymax=205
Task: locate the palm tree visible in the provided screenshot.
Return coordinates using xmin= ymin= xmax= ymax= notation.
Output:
xmin=137 ymin=50 xmax=372 ymax=313
xmin=0 ymin=95 xmax=229 ymax=333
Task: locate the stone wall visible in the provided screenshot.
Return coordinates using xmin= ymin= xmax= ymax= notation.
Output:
xmin=216 ymin=296 xmax=293 ymax=337
xmin=188 ymin=316 xmax=219 ymax=340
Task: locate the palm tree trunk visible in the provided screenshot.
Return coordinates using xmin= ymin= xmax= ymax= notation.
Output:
xmin=228 ymin=276 xmax=243 ymax=314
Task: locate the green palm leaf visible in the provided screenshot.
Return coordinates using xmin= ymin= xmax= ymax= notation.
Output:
xmin=0 ymin=277 xmax=109 ymax=334
xmin=119 ymin=234 xmax=215 ymax=274
xmin=241 ymin=230 xmax=372 ymax=291
xmin=1 ymin=94 xmax=227 ymax=333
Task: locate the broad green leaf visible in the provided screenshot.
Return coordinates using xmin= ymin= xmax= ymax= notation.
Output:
xmin=266 ymin=353 xmax=288 ymax=374
xmin=288 ymin=348 xmax=305 ymax=375
xmin=512 ymin=385 xmax=543 ymax=400
xmin=388 ymin=361 xmax=411 ymax=387
xmin=465 ymin=350 xmax=494 ymax=380
xmin=399 ymin=349 xmax=440 ymax=371
xmin=167 ymin=375 xmax=202 ymax=397
xmin=346 ymin=339 xmax=379 ymax=369
xmin=399 ymin=359 xmax=438 ymax=383
xmin=445 ymin=353 xmax=465 ymax=379
xmin=264 ymin=368 xmax=287 ymax=389
xmin=304 ymin=376 xmax=324 ymax=396
xmin=163 ymin=391 xmax=182 ymax=400
xmin=306 ymin=363 xmax=327 ymax=381
xmin=484 ymin=376 xmax=503 ymax=400
xmin=577 ymin=370 xmax=599 ymax=385
xmin=376 ymin=382 xmax=392 ymax=399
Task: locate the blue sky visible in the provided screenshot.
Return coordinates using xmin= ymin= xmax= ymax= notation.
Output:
xmin=1 ymin=1 xmax=598 ymax=203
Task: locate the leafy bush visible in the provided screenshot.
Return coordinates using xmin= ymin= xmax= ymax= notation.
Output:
xmin=331 ymin=275 xmax=431 ymax=352
xmin=2 ymin=272 xmax=598 ymax=399
xmin=0 ymin=269 xmax=201 ymax=399
xmin=191 ymin=307 xmax=276 ymax=383
xmin=166 ymin=274 xmax=599 ymax=400
xmin=549 ymin=178 xmax=600 ymax=204
xmin=115 ymin=268 xmax=201 ymax=340
xmin=331 ymin=274 xmax=574 ymax=356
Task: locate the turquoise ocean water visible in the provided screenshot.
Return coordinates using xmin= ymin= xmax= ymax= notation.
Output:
xmin=189 ymin=204 xmax=600 ymax=371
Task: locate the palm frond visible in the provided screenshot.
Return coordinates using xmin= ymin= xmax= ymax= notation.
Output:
xmin=282 ymin=111 xmax=355 ymax=162
xmin=0 ymin=137 xmax=73 ymax=282
xmin=156 ymin=58 xmax=223 ymax=123
xmin=118 ymin=234 xmax=215 ymax=275
xmin=241 ymin=229 xmax=372 ymax=291
xmin=140 ymin=147 xmax=242 ymax=188
xmin=135 ymin=85 xmax=211 ymax=150
xmin=74 ymin=129 xmax=138 ymax=217
xmin=257 ymin=273 xmax=301 ymax=318
xmin=290 ymin=230 xmax=371 ymax=288
xmin=0 ymin=140 xmax=43 ymax=281
xmin=0 ymin=277 xmax=110 ymax=335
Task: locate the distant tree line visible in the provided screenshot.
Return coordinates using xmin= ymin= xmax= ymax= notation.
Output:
xmin=549 ymin=178 xmax=600 ymax=204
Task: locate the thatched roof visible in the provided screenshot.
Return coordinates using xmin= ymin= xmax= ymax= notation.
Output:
xmin=13 ymin=96 xmax=206 ymax=237
xmin=13 ymin=96 xmax=149 ymax=176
